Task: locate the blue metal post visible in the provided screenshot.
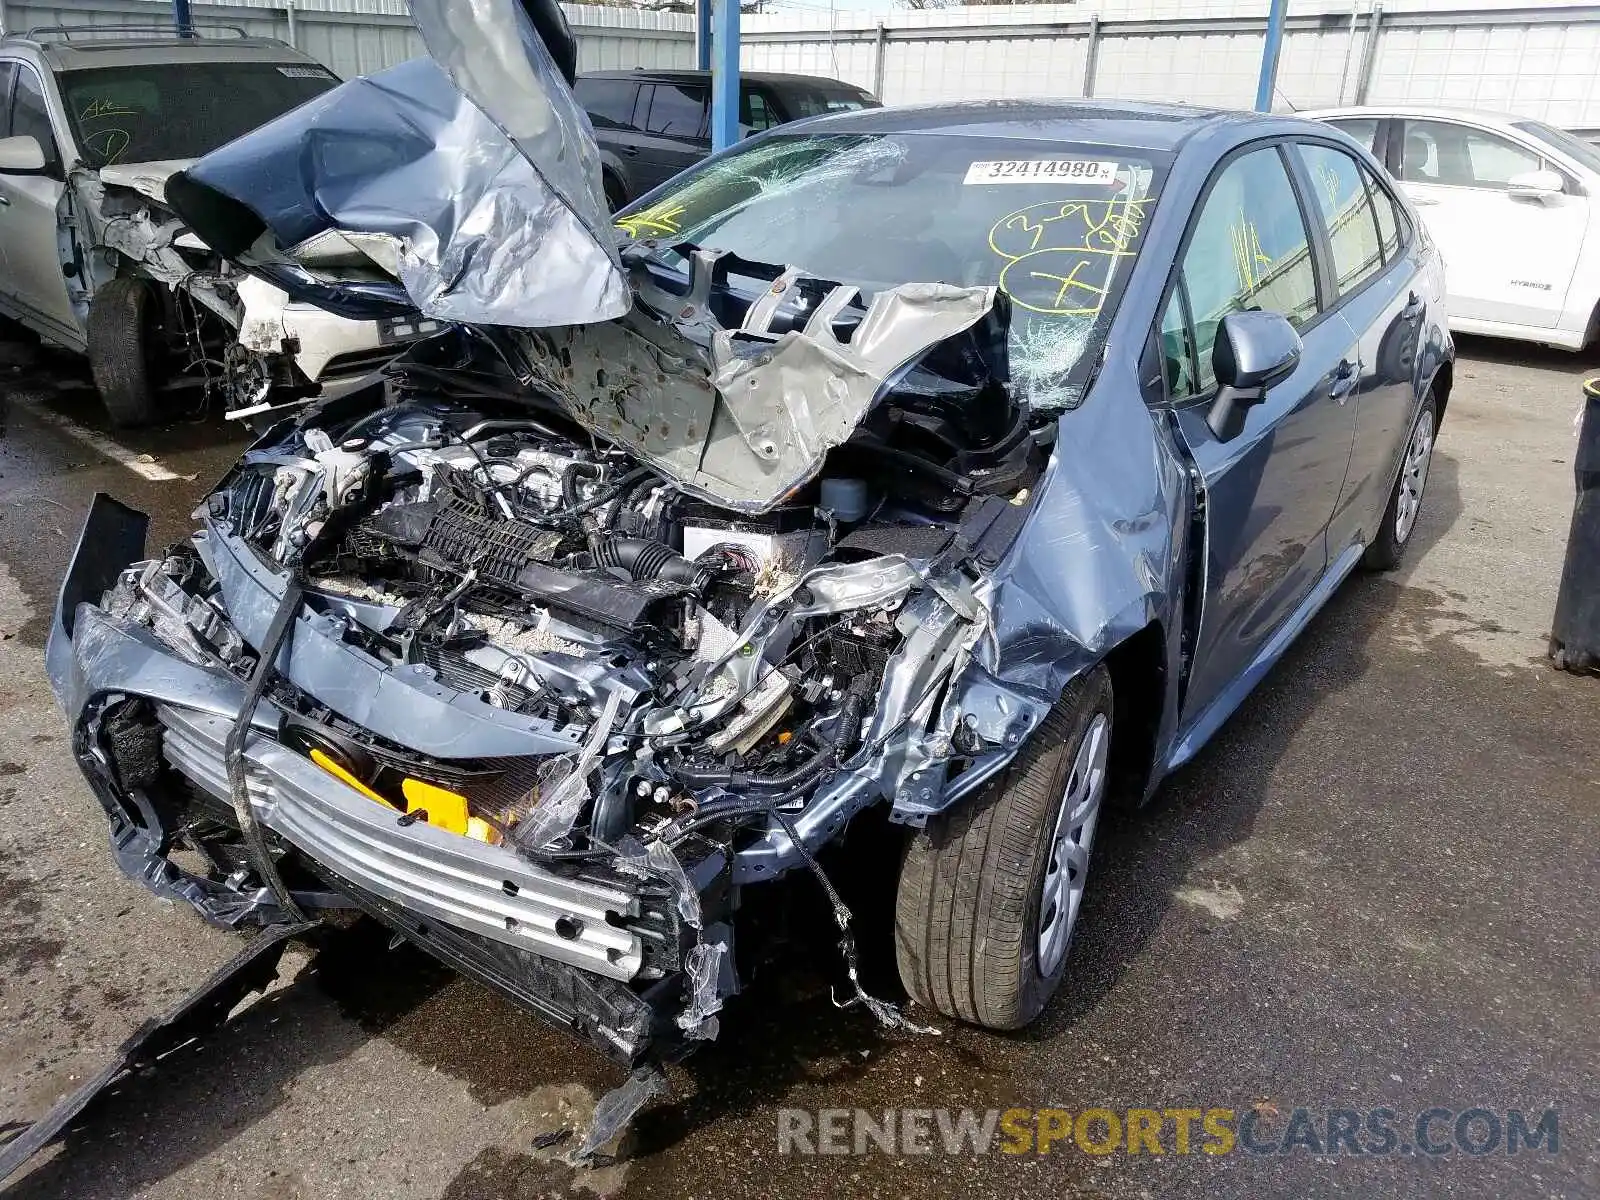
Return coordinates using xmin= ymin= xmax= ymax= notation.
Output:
xmin=172 ymin=0 xmax=195 ymax=36
xmin=1254 ymin=0 xmax=1288 ymax=111
xmin=710 ymin=0 xmax=740 ymax=152
xmin=696 ymin=0 xmax=712 ymax=71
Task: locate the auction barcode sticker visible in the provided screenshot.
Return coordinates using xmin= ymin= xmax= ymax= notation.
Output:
xmin=963 ymin=159 xmax=1121 ymax=185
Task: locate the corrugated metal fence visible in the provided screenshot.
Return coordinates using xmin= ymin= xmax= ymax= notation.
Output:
xmin=5 ymin=0 xmax=1600 ymax=127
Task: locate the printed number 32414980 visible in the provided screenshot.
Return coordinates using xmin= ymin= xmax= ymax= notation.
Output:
xmin=963 ymin=159 xmax=1120 ymax=186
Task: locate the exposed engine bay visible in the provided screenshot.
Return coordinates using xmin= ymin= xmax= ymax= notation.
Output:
xmin=65 ymin=280 xmax=1051 ymax=1070
xmin=218 ymin=308 xmax=1043 ymax=877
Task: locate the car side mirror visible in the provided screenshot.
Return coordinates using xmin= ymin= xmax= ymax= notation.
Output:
xmin=1206 ymin=310 xmax=1302 ymax=442
xmin=0 ymin=135 xmax=46 ymax=174
xmin=1507 ymin=168 xmax=1564 ymax=202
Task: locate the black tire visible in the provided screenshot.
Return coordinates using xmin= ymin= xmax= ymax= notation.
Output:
xmin=87 ymin=277 xmax=161 ymax=428
xmin=603 ymin=173 xmax=628 ymax=214
xmin=1363 ymin=393 xmax=1438 ymax=571
xmin=894 ymin=666 xmax=1114 ymax=1030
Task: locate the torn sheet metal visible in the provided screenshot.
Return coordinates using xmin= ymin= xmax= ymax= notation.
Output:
xmin=408 ymin=0 xmax=608 ymax=259
xmin=71 ymin=168 xmax=240 ymax=327
xmin=0 ymin=921 xmax=314 ymax=1188
xmin=514 ymin=249 xmax=997 ymax=511
xmin=166 ymin=53 xmax=628 ymax=327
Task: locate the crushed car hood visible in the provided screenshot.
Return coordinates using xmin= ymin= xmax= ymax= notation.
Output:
xmin=165 ymin=0 xmax=627 ymax=328
xmin=164 ymin=0 xmax=1002 ymax=511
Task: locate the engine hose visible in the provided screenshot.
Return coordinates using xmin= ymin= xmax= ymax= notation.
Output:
xmin=608 ymin=471 xmax=665 ymax=534
xmin=566 ymin=466 xmax=653 ymax=517
xmin=671 ymin=691 xmax=866 ymax=793
xmin=592 ymin=536 xmax=705 ymax=588
xmin=559 ymin=461 xmax=605 ymax=550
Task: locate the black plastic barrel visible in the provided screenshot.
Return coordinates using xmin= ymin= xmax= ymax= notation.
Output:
xmin=1549 ymin=377 xmax=1600 ymax=673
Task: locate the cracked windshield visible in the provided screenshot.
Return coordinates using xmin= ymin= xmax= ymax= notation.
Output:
xmin=616 ymin=132 xmax=1166 ymax=409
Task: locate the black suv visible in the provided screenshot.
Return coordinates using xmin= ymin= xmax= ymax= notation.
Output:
xmin=575 ymin=68 xmax=879 ymax=208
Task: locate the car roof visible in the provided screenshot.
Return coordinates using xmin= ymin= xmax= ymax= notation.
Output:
xmin=580 ymin=68 xmax=872 ymax=91
xmin=1303 ymin=104 xmax=1539 ymax=131
xmin=0 ymin=29 xmax=313 ymax=72
xmin=742 ymin=98 xmax=1283 ymax=152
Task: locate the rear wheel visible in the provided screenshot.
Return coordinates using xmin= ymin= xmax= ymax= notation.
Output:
xmin=1363 ymin=394 xmax=1437 ymax=571
xmin=894 ymin=666 xmax=1113 ymax=1029
xmin=87 ymin=276 xmax=162 ymax=428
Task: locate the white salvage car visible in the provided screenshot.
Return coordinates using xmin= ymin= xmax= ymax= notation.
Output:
xmin=1310 ymin=104 xmax=1600 ymax=350
xmin=0 ymin=26 xmax=416 ymax=426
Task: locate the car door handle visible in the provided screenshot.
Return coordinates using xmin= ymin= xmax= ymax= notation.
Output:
xmin=620 ymin=145 xmax=639 ymax=156
xmin=1328 ymin=359 xmax=1359 ymax=403
xmin=1401 ymin=292 xmax=1425 ymax=320
xmin=1410 ymin=195 xmax=1438 ymax=206
xmin=0 ymin=194 xmax=10 ymax=208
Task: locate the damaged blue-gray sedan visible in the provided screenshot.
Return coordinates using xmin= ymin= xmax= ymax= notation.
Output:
xmin=43 ymin=0 xmax=1452 ymax=1134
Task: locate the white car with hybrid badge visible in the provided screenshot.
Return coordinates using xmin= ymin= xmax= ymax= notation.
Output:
xmin=1310 ymin=104 xmax=1600 ymax=350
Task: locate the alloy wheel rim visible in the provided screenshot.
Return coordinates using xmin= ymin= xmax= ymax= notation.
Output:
xmin=1036 ymin=712 xmax=1110 ymax=977
xmin=1394 ymin=408 xmax=1435 ymax=545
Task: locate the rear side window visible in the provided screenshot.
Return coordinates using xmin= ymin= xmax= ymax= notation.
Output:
xmin=1297 ymin=142 xmax=1384 ymax=297
xmin=1399 ymin=119 xmax=1546 ymax=189
xmin=575 ymin=78 xmax=639 ymax=132
xmin=1362 ymin=163 xmax=1405 ymax=262
xmin=644 ymin=82 xmax=706 ymax=138
xmin=1171 ymin=145 xmax=1319 ymax=396
xmin=1328 ymin=118 xmax=1379 ymax=153
xmin=742 ymin=87 xmax=777 ymax=132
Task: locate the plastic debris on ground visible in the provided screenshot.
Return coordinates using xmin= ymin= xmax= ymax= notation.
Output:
xmin=572 ymin=1061 xmax=670 ymax=1162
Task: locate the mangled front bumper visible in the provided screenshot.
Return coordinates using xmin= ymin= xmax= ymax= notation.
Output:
xmin=47 ymin=496 xmax=692 ymax=1064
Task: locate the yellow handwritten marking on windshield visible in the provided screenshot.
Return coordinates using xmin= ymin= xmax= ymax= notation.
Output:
xmin=615 ymin=201 xmax=687 ymax=238
xmin=87 ymin=129 xmax=130 ymax=165
xmin=79 ymin=98 xmax=137 ymax=121
xmin=987 ymin=196 xmax=1151 ymax=317
xmin=1026 ymin=258 xmax=1109 ymax=313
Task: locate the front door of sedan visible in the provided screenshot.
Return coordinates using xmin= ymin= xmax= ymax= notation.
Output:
xmin=0 ymin=61 xmax=81 ymax=346
xmin=1158 ymin=143 xmax=1360 ymax=743
xmin=1394 ymin=117 xmax=1587 ymax=329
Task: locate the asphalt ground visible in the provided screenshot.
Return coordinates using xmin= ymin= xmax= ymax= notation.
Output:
xmin=0 ymin=337 xmax=1594 ymax=1200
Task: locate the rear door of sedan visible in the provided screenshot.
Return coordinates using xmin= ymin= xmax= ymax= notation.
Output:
xmin=634 ymin=79 xmax=710 ymax=194
xmin=1289 ymin=136 xmax=1428 ymax=557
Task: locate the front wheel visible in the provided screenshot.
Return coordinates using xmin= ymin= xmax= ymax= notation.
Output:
xmin=1363 ymin=394 xmax=1438 ymax=571
xmin=87 ymin=277 xmax=161 ymax=428
xmin=894 ymin=666 xmax=1113 ymax=1030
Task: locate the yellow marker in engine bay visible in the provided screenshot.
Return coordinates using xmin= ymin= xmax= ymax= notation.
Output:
xmin=306 ymin=749 xmax=496 ymax=842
